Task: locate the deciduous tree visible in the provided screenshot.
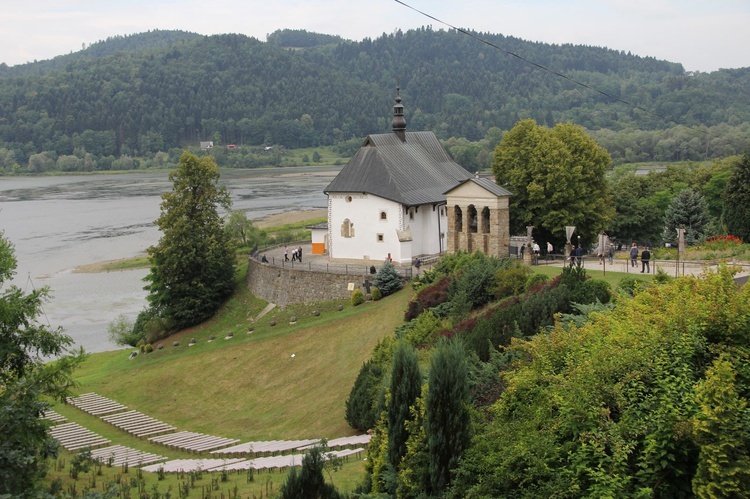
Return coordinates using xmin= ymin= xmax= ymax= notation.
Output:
xmin=140 ymin=152 xmax=236 ymax=338
xmin=492 ymin=119 xmax=614 ymax=246
xmin=0 ymin=234 xmax=85 ymax=495
xmin=722 ymin=153 xmax=750 ymax=242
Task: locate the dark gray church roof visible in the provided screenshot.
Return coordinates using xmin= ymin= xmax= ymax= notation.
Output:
xmin=324 ymin=131 xmax=474 ymax=207
xmin=445 ymin=177 xmax=513 ymax=197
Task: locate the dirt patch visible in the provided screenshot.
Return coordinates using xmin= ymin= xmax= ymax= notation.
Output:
xmin=254 ymin=209 xmax=327 ymax=228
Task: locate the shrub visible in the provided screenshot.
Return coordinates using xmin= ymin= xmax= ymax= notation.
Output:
xmin=617 ymin=276 xmax=648 ymax=297
xmin=373 ymin=261 xmax=403 ymax=296
xmin=351 ymin=289 xmax=365 ymax=306
xmin=525 ymin=273 xmax=549 ymax=291
xmin=371 ymin=287 xmax=382 ymax=301
xmin=405 ymin=275 xmax=452 ymax=321
xmin=449 ymin=253 xmax=507 ymax=311
xmin=580 ymin=279 xmax=612 ymax=304
xmin=397 ymin=311 xmax=444 ymax=348
xmin=493 ymin=262 xmax=532 ymax=299
xmin=107 ymin=314 xmax=141 ymax=347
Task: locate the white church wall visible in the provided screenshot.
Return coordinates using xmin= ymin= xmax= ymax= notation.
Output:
xmin=406 ymin=204 xmax=447 ymax=257
xmin=328 ymin=193 xmax=404 ymax=262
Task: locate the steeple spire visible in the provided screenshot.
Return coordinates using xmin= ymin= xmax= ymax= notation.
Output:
xmin=391 ymin=87 xmax=407 ymax=141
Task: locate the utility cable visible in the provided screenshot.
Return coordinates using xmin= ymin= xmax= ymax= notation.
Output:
xmin=393 ymin=0 xmax=708 ymax=135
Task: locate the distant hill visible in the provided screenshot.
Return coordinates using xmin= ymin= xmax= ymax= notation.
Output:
xmin=0 ymin=27 xmax=748 ymax=170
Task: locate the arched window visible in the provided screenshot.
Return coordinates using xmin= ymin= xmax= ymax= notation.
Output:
xmin=468 ymin=205 xmax=478 ymax=233
xmin=341 ymin=219 xmax=354 ymax=238
xmin=380 ymin=211 xmax=387 ymax=221
xmin=454 ymin=206 xmax=463 ymax=232
xmin=481 ymin=207 xmax=490 ymax=234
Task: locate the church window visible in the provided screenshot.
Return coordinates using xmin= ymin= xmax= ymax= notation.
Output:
xmin=377 ymin=233 xmax=384 ymax=242
xmin=481 ymin=207 xmax=490 ymax=234
xmin=346 ymin=196 xmax=353 ymax=203
xmin=380 ymin=211 xmax=387 ymax=221
xmin=341 ymin=219 xmax=354 ymax=238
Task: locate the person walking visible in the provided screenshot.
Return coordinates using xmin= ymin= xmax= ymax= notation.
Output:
xmin=629 ymin=242 xmax=638 ymax=267
xmin=607 ymin=244 xmax=614 ymax=264
xmin=284 ymin=244 xmax=289 ymax=262
xmin=640 ymin=246 xmax=651 ymax=273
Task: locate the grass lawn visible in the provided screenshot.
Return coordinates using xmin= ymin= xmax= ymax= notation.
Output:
xmin=531 ymin=261 xmax=653 ymax=289
xmin=48 ymin=277 xmax=413 ymax=495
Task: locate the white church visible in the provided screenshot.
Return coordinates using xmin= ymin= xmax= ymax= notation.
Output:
xmin=310 ymin=91 xmax=512 ymax=265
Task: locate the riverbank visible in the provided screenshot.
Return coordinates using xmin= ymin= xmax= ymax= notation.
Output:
xmin=73 ymin=208 xmax=329 ymax=274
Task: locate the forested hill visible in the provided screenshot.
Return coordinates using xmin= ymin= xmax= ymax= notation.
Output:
xmin=1 ymin=27 xmax=749 ymax=171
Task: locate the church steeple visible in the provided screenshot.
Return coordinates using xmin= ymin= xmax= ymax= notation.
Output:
xmin=391 ymin=87 xmax=407 ymax=141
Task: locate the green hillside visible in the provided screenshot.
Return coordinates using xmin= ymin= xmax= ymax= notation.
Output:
xmin=1 ymin=27 xmax=748 ymax=173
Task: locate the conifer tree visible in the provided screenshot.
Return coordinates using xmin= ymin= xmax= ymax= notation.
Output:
xmin=373 ymin=261 xmax=403 ymax=297
xmin=387 ymin=341 xmax=422 ymax=490
xmin=662 ymin=188 xmax=713 ymax=245
xmin=426 ymin=338 xmax=470 ymax=496
xmin=722 ymin=153 xmax=750 ymax=242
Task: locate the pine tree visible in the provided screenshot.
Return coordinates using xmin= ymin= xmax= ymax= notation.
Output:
xmin=661 ymin=188 xmax=713 ymax=245
xmin=373 ymin=261 xmax=403 ymax=296
xmin=140 ymin=152 xmax=236 ymax=338
xmin=426 ymin=338 xmax=471 ymax=496
xmin=387 ymin=341 xmax=422 ymax=492
xmin=722 ymin=153 xmax=750 ymax=243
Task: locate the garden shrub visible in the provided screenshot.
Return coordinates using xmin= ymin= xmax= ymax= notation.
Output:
xmin=448 ymin=253 xmax=504 ymax=311
xmin=493 ymin=262 xmax=531 ymax=299
xmin=397 ymin=311 xmax=444 ymax=348
xmin=405 ymin=275 xmax=452 ymax=321
xmin=351 ymin=289 xmax=365 ymax=306
xmin=580 ymin=279 xmax=612 ymax=304
xmin=525 ymin=273 xmax=549 ymax=291
xmin=371 ymin=287 xmax=382 ymax=301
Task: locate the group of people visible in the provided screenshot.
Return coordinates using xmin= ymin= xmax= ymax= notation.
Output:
xmin=284 ymin=244 xmax=303 ymax=262
xmin=567 ymin=242 xmax=651 ymax=273
xmin=629 ymin=242 xmax=651 ymax=273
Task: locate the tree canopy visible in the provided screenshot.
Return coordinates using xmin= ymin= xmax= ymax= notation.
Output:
xmin=0 ymin=233 xmax=85 ymax=495
xmin=722 ymin=153 xmax=750 ymax=242
xmin=492 ymin=119 xmax=614 ymax=247
xmin=140 ymin=152 xmax=236 ymax=339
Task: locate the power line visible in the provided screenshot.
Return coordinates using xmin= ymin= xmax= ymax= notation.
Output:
xmin=393 ymin=0 xmax=708 ymax=135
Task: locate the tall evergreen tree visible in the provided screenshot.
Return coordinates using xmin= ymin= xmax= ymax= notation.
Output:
xmin=141 ymin=152 xmax=236 ymax=337
xmin=387 ymin=341 xmax=422 ymax=489
xmin=426 ymin=338 xmax=471 ymax=496
xmin=662 ymin=188 xmax=713 ymax=245
xmin=722 ymin=153 xmax=750 ymax=243
xmin=0 ymin=234 xmax=85 ymax=495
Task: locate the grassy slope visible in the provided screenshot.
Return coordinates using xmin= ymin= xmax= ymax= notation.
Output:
xmin=64 ymin=284 xmax=412 ymax=441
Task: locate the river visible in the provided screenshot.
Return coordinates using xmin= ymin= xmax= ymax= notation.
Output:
xmin=0 ymin=167 xmax=335 ymax=353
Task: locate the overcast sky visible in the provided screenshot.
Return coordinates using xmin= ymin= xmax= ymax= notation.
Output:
xmin=2 ymin=0 xmax=748 ymax=72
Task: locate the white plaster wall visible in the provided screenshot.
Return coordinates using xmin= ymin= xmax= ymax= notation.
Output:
xmin=406 ymin=204 xmax=447 ymax=257
xmin=328 ymin=193 xmax=404 ymax=262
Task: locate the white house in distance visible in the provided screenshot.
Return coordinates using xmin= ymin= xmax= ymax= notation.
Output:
xmin=313 ymin=91 xmax=511 ymax=264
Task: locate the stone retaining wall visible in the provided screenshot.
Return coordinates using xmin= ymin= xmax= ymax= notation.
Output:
xmin=247 ymin=258 xmax=371 ymax=306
